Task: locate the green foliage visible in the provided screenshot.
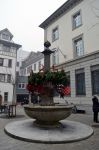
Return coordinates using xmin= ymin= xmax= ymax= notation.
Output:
xmin=53 ymin=70 xmax=69 ymax=86
xmin=28 ymin=70 xmax=69 ymax=86
xmin=28 ymin=71 xmax=43 ymax=85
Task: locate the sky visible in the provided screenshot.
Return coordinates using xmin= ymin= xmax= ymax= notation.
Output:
xmin=0 ymin=0 xmax=67 ymax=52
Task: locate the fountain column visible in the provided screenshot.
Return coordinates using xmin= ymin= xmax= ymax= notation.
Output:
xmin=41 ymin=41 xmax=54 ymax=105
xmin=41 ymin=41 xmax=54 ymax=71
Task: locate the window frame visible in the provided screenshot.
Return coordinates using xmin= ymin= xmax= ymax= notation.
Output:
xmin=17 ymin=62 xmax=19 ymax=67
xmin=18 ymin=83 xmax=25 ymax=89
xmin=4 ymin=92 xmax=8 ymax=102
xmin=73 ymin=34 xmax=84 ymax=58
xmin=38 ymin=61 xmax=41 ymax=70
xmin=7 ymin=74 xmax=11 ymax=83
xmin=24 ymin=69 xmax=26 ymax=75
xmin=18 ymin=83 xmax=21 ymax=89
xmin=52 ymin=49 xmax=59 ymax=65
xmin=91 ymin=65 xmax=99 ymax=95
xmin=34 ymin=63 xmax=36 ymax=71
xmin=2 ymin=33 xmax=10 ymax=41
xmin=72 ymin=10 xmax=82 ymax=30
xmin=18 ymin=83 xmax=26 ymax=89
xmin=0 ymin=74 xmax=5 ymax=82
xmin=8 ymin=59 xmax=12 ymax=68
xmin=52 ymin=52 xmax=56 ymax=65
xmin=3 ymin=45 xmax=11 ymax=52
xmin=27 ymin=65 xmax=32 ymax=74
xmin=75 ymin=68 xmax=86 ymax=96
xmin=0 ymin=58 xmax=4 ymax=66
xmin=22 ymin=83 xmax=25 ymax=89
xmin=52 ymin=26 xmax=59 ymax=42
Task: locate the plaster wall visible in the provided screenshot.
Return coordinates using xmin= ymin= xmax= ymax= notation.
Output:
xmin=45 ymin=0 xmax=99 ymax=64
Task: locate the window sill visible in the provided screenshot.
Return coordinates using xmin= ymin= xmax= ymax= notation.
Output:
xmin=76 ymin=95 xmax=86 ymax=97
xmin=74 ymin=54 xmax=84 ymax=59
xmin=52 ymin=38 xmax=59 ymax=43
xmin=72 ymin=24 xmax=82 ymax=31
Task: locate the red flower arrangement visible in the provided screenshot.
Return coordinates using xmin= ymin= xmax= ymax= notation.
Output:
xmin=26 ymin=84 xmax=44 ymax=94
xmin=26 ymin=69 xmax=70 ymax=97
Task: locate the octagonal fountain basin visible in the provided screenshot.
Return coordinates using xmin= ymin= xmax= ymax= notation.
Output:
xmin=24 ymin=104 xmax=73 ymax=127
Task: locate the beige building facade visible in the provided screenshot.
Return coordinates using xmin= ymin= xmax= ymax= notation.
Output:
xmin=39 ymin=0 xmax=99 ymax=104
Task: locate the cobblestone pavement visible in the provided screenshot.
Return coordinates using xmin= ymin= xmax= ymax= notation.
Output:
xmin=0 ymin=105 xmax=99 ymax=150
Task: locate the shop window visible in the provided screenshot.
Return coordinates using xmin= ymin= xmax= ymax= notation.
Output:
xmin=4 ymin=92 xmax=8 ymax=102
xmin=91 ymin=65 xmax=99 ymax=95
xmin=75 ymin=69 xmax=86 ymax=95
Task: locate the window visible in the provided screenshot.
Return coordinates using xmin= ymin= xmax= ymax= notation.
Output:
xmin=73 ymin=35 xmax=84 ymax=57
xmin=75 ymin=69 xmax=86 ymax=95
xmin=0 ymin=74 xmax=5 ymax=82
xmin=24 ymin=69 xmax=26 ymax=75
xmin=20 ymin=69 xmax=24 ymax=76
xmin=3 ymin=45 xmax=10 ymax=52
xmin=4 ymin=92 xmax=8 ymax=102
xmin=52 ymin=50 xmax=59 ymax=65
xmin=17 ymin=62 xmax=19 ymax=67
xmin=22 ymin=84 xmax=25 ymax=89
xmin=52 ymin=27 xmax=59 ymax=42
xmin=18 ymin=83 xmax=25 ymax=89
xmin=27 ymin=65 xmax=32 ymax=74
xmin=0 ymin=58 xmax=3 ymax=66
xmin=52 ymin=53 xmax=56 ymax=65
xmin=34 ymin=63 xmax=36 ymax=71
xmin=2 ymin=34 xmax=10 ymax=40
xmin=8 ymin=59 xmax=12 ymax=67
xmin=16 ymin=71 xmax=19 ymax=76
xmin=66 ymin=72 xmax=70 ymax=86
xmin=7 ymin=74 xmax=11 ymax=83
xmin=38 ymin=61 xmax=41 ymax=70
xmin=72 ymin=11 xmax=82 ymax=29
xmin=91 ymin=65 xmax=99 ymax=95
xmin=18 ymin=84 xmax=21 ymax=88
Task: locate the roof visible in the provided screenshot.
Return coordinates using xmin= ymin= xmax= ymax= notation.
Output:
xmin=0 ymin=39 xmax=21 ymax=49
xmin=0 ymin=28 xmax=13 ymax=39
xmin=39 ymin=0 xmax=83 ymax=29
xmin=21 ymin=51 xmax=44 ymax=68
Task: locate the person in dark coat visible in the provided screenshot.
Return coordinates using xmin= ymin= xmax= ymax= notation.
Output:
xmin=92 ymin=95 xmax=99 ymax=123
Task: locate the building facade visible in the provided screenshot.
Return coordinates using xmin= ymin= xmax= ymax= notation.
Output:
xmin=0 ymin=28 xmax=21 ymax=104
xmin=16 ymin=76 xmax=29 ymax=104
xmin=39 ymin=0 xmax=99 ymax=104
xmin=16 ymin=49 xmax=30 ymax=76
xmin=16 ymin=51 xmax=44 ymax=103
xmin=20 ymin=51 xmax=44 ymax=76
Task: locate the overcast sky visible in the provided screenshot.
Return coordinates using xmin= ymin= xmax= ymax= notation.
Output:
xmin=0 ymin=0 xmax=67 ymax=52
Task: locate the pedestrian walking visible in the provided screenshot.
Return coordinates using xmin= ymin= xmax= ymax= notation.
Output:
xmin=92 ymin=95 xmax=99 ymax=123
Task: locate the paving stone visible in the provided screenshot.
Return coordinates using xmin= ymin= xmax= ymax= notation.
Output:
xmin=0 ymin=105 xmax=99 ymax=150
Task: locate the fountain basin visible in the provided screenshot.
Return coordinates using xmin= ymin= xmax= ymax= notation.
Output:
xmin=24 ymin=104 xmax=73 ymax=126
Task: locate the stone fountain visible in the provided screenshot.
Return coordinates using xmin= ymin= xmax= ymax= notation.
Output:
xmin=4 ymin=41 xmax=93 ymax=143
xmin=24 ymin=41 xmax=73 ymax=127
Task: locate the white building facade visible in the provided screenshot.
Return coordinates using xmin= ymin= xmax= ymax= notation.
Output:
xmin=16 ymin=51 xmax=44 ymax=103
xmin=0 ymin=28 xmax=21 ymax=104
xmin=39 ymin=0 xmax=99 ymax=104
